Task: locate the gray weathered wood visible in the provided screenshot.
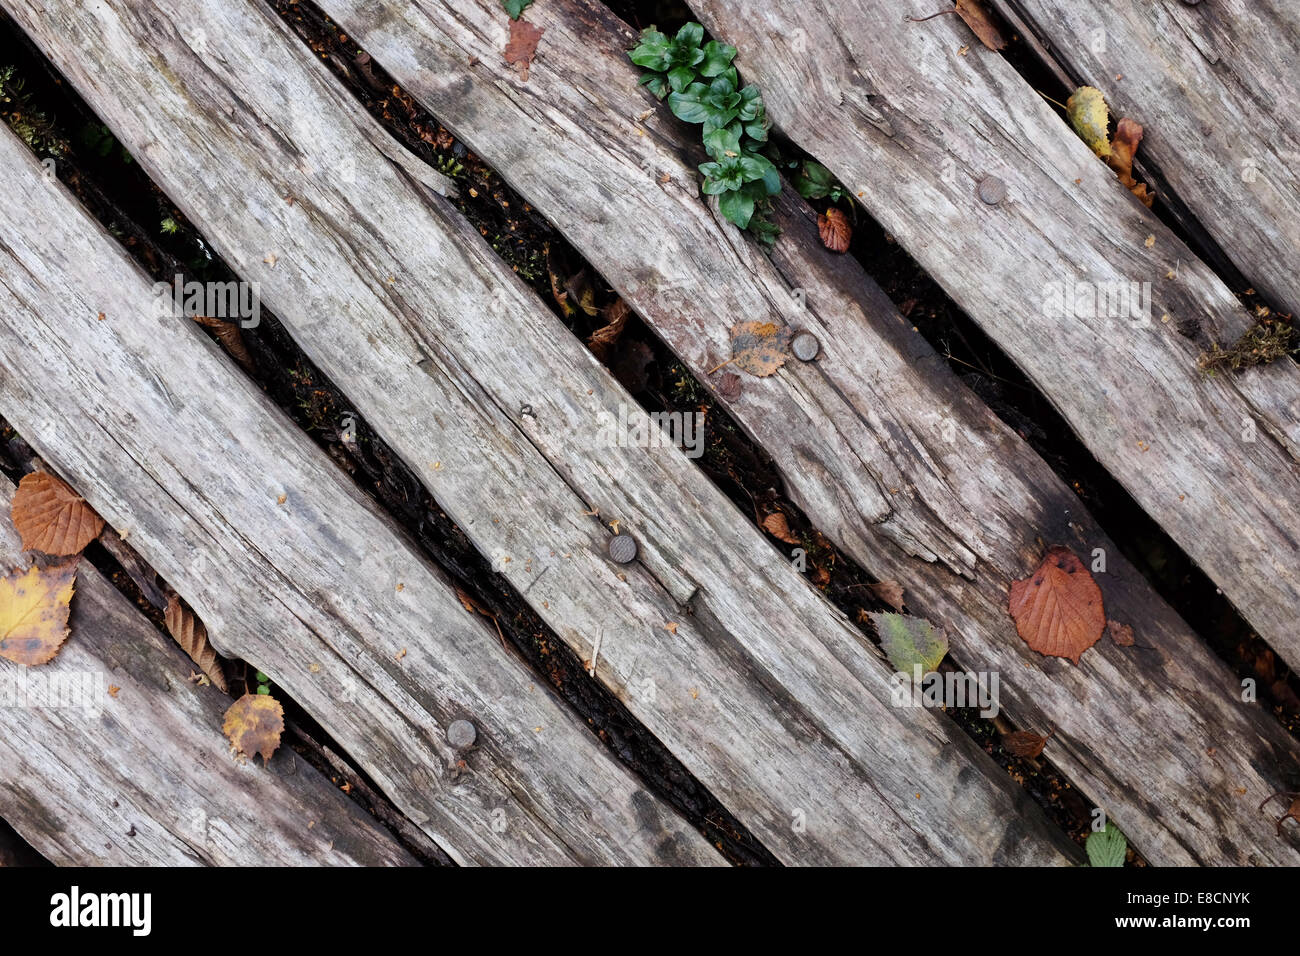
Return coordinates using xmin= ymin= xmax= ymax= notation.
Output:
xmin=688 ymin=0 xmax=1300 ymax=677
xmin=0 ymin=475 xmax=417 ymax=866
xmin=0 ymin=126 xmax=718 ymax=868
xmin=990 ymin=0 xmax=1300 ymax=317
xmin=0 ymin=0 xmax=1079 ymax=863
xmin=311 ymin=0 xmax=1300 ymax=864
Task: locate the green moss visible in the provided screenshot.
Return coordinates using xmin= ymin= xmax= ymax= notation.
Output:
xmin=1199 ymin=319 xmax=1297 ymax=373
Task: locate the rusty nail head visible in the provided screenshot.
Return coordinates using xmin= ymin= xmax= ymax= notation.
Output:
xmin=977 ymin=176 xmax=1007 ymax=205
xmin=608 ymin=534 xmax=638 ymax=564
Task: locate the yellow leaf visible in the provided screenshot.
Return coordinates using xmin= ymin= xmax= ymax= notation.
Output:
xmin=0 ymin=561 xmax=77 ymax=666
xmin=222 ymin=693 xmax=285 ymax=765
xmin=1066 ymin=86 xmax=1111 ymax=158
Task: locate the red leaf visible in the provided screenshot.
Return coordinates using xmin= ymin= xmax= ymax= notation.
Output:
xmin=504 ymin=19 xmax=544 ymax=82
xmin=818 ymin=208 xmax=851 ymax=253
xmin=1008 ymin=546 xmax=1105 ymax=664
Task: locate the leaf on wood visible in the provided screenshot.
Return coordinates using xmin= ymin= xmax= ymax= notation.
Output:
xmin=587 ymin=299 xmax=631 ymax=362
xmin=1000 ymin=728 xmax=1053 ymax=759
xmin=0 ymin=560 xmax=77 ymax=666
xmin=1066 ymin=86 xmax=1111 ymax=159
xmin=761 ymin=511 xmax=800 ymax=545
xmin=716 ymin=370 xmax=742 ymax=401
xmin=222 ymin=693 xmax=284 ymax=765
xmin=954 ymin=0 xmax=1007 ymax=51
xmin=504 ymin=18 xmax=544 ymax=82
xmin=164 ymin=593 xmax=229 ymax=693
xmin=727 ymin=320 xmax=790 ymax=377
xmin=869 ymin=579 xmax=905 ymax=612
xmin=869 ymin=611 xmax=948 ymax=675
xmin=1106 ymin=117 xmax=1154 ymax=208
xmin=1106 ymin=619 xmax=1135 ymax=647
xmin=11 ymin=471 xmax=105 ymax=557
xmin=193 ymin=315 xmax=256 ymax=373
xmin=1085 ymin=822 xmax=1127 ymax=867
xmin=817 ymin=207 xmax=852 ymax=253
xmin=1008 ymin=546 xmax=1105 ymax=664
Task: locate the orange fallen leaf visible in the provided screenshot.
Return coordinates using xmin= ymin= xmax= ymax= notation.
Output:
xmin=0 ymin=560 xmax=77 ymax=666
xmin=1008 ymin=546 xmax=1105 ymax=664
xmin=1107 ymin=117 xmax=1154 ymax=208
xmin=724 ymin=321 xmax=790 ymax=377
xmin=193 ymin=315 xmax=256 ymax=373
xmin=164 ymin=593 xmax=229 ymax=693
xmin=818 ymin=208 xmax=852 ymax=253
xmin=11 ymin=471 xmax=105 ymax=557
xmin=1001 ymin=728 xmax=1054 ymax=758
xmin=761 ymin=512 xmax=801 ymax=545
xmin=504 ymin=19 xmax=544 ymax=82
xmin=587 ymin=299 xmax=631 ymax=362
xmin=223 ymin=693 xmax=285 ymax=765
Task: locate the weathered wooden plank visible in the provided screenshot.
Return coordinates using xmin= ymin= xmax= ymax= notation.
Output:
xmin=309 ymin=0 xmax=1300 ymax=864
xmin=990 ymin=0 xmax=1300 ymax=317
xmin=0 ymin=473 xmax=419 ymax=866
xmin=0 ymin=127 xmax=719 ymax=867
xmin=687 ymin=0 xmax=1300 ymax=675
xmin=1 ymin=0 xmax=1079 ymax=863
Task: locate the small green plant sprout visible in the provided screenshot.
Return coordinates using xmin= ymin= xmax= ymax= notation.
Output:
xmin=254 ymin=670 xmax=272 ymax=695
xmin=630 ymin=24 xmax=780 ymax=244
xmin=1085 ymin=821 xmax=1127 ymax=866
xmin=160 ymin=217 xmax=179 ymax=236
xmin=501 ymin=0 xmax=534 ymax=20
xmin=793 ymin=160 xmax=848 ymax=203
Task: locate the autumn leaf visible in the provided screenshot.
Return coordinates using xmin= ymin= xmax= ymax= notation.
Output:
xmin=818 ymin=208 xmax=851 ymax=253
xmin=0 ymin=560 xmax=77 ymax=666
xmin=587 ymin=299 xmax=631 ymax=362
xmin=716 ymin=371 xmax=742 ymax=401
xmin=504 ymin=18 xmax=544 ymax=81
xmin=868 ymin=580 xmax=905 ymax=612
xmin=1066 ymin=86 xmax=1111 ymax=159
xmin=761 ymin=511 xmax=800 ymax=545
xmin=193 ymin=315 xmax=256 ymax=373
xmin=1107 ymin=117 xmax=1154 ymax=208
xmin=869 ymin=611 xmax=948 ymax=675
xmin=11 ymin=471 xmax=105 ymax=557
xmin=163 ymin=592 xmax=229 ymax=693
xmin=222 ymin=693 xmax=285 ymax=765
xmin=954 ymin=0 xmax=1006 ymax=51
xmin=1107 ymin=619 xmax=1135 ymax=647
xmin=1085 ymin=822 xmax=1127 ymax=867
xmin=724 ymin=320 xmax=790 ymax=377
xmin=1008 ymin=546 xmax=1105 ymax=664
xmin=1001 ymin=728 xmax=1053 ymax=759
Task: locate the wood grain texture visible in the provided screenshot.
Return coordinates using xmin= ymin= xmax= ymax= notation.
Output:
xmin=989 ymin=0 xmax=1300 ymax=316
xmin=687 ymin=0 xmax=1300 ymax=676
xmin=0 ymin=0 xmax=1080 ymax=864
xmin=0 ymin=476 xmax=416 ymax=866
xmin=0 ymin=126 xmax=717 ymax=867
xmin=311 ymin=0 xmax=1300 ymax=864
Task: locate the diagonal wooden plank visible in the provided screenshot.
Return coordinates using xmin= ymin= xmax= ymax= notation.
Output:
xmin=0 ymin=474 xmax=419 ymax=867
xmin=687 ymin=0 xmax=1300 ymax=674
xmin=307 ymin=0 xmax=1300 ymax=864
xmin=0 ymin=0 xmax=1080 ymax=864
xmin=989 ymin=0 xmax=1300 ymax=317
xmin=0 ymin=126 xmax=719 ymax=868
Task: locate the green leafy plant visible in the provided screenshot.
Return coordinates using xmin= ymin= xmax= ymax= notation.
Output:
xmin=630 ymin=24 xmax=779 ymax=244
xmin=254 ymin=670 xmax=272 ymax=696
xmin=793 ymin=160 xmax=848 ymax=203
xmin=1085 ymin=822 xmax=1127 ymax=867
xmin=502 ymin=0 xmax=534 ymax=19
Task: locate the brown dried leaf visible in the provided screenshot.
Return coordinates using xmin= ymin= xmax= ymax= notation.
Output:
xmin=869 ymin=580 xmax=905 ymax=613
xmin=164 ymin=593 xmax=229 ymax=693
xmin=1107 ymin=117 xmax=1154 ymax=208
xmin=222 ymin=693 xmax=284 ymax=765
xmin=1008 ymin=546 xmax=1105 ymax=664
xmin=728 ymin=321 xmax=790 ymax=377
xmin=504 ymin=18 xmax=544 ymax=81
xmin=1107 ymin=619 xmax=1136 ymax=647
xmin=1001 ymin=728 xmax=1052 ymax=759
xmin=587 ymin=299 xmax=631 ymax=362
xmin=761 ymin=512 xmax=800 ymax=545
xmin=955 ymin=0 xmax=1007 ymax=51
xmin=193 ymin=315 xmax=256 ymax=373
xmin=11 ymin=471 xmax=105 ymax=557
xmin=0 ymin=560 xmax=77 ymax=666
xmin=818 ymin=207 xmax=852 ymax=253
xmin=716 ymin=371 xmax=742 ymax=401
